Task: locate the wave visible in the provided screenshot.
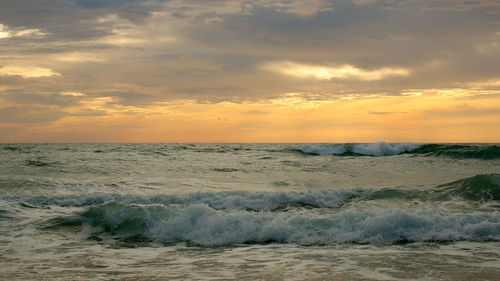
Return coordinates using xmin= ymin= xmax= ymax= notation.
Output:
xmin=6 ymin=174 xmax=500 ymax=214
xmin=292 ymin=142 xmax=422 ymax=156
xmin=0 ymin=200 xmax=13 ymax=218
xmin=51 ymin=201 xmax=500 ymax=246
xmin=25 ymin=159 xmax=53 ymax=167
xmin=11 ymin=189 xmax=360 ymax=211
xmin=290 ymin=142 xmax=500 ymax=159
xmin=2 ymin=145 xmax=22 ymax=151
xmin=361 ymin=174 xmax=500 ymax=202
xmin=411 ymin=144 xmax=500 ymax=159
xmin=435 ymin=174 xmax=500 ymax=201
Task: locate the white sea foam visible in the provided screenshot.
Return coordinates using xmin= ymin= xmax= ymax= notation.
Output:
xmin=81 ymin=202 xmax=500 ymax=245
xmin=352 ymin=142 xmax=422 ymax=156
xmin=295 ymin=141 xmax=423 ymax=156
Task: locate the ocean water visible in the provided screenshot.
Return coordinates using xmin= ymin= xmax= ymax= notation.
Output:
xmin=0 ymin=142 xmax=499 ymax=280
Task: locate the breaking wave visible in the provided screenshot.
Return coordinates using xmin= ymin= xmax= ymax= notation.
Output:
xmin=291 ymin=142 xmax=500 ymax=159
xmin=51 ymin=202 xmax=500 ymax=246
xmin=292 ymin=142 xmax=422 ymax=156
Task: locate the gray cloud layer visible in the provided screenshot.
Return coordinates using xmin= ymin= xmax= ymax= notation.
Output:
xmin=0 ymin=0 xmax=499 ymax=125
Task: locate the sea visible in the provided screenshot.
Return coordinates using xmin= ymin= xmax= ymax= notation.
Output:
xmin=0 ymin=142 xmax=499 ymax=280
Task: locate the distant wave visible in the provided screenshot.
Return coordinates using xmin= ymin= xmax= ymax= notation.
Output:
xmin=291 ymin=142 xmax=500 ymax=159
xmin=2 ymin=146 xmax=22 ymax=151
xmin=3 ymin=143 xmax=499 ymax=159
xmin=291 ymin=142 xmax=422 ymax=156
xmin=25 ymin=159 xmax=53 ymax=167
xmin=48 ymin=202 xmax=500 ymax=246
xmin=411 ymin=144 xmax=500 ymax=159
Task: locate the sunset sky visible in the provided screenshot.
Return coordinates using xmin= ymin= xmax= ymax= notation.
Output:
xmin=1 ymin=0 xmax=500 ymax=142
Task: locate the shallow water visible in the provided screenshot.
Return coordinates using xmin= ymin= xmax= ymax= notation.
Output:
xmin=1 ymin=143 xmax=499 ymax=280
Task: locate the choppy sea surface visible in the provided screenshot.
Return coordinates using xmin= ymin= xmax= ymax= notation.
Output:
xmin=1 ymin=142 xmax=499 ymax=280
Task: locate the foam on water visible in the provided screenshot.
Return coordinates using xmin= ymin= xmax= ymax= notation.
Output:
xmin=54 ymin=201 xmax=500 ymax=246
xmin=351 ymin=142 xmax=423 ymax=156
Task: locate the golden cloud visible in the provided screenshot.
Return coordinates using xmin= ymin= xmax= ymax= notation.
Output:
xmin=264 ymin=61 xmax=410 ymax=81
xmin=0 ymin=66 xmax=60 ymax=78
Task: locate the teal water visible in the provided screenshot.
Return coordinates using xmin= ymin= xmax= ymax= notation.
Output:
xmin=1 ymin=143 xmax=499 ymax=280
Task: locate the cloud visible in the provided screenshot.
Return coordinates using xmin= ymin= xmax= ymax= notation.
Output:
xmin=0 ymin=66 xmax=60 ymax=78
xmin=76 ymin=0 xmax=138 ymax=9
xmin=368 ymin=111 xmax=397 ymax=115
xmin=263 ymin=61 xmax=410 ymax=81
xmin=52 ymin=52 xmax=105 ymax=62
xmin=98 ymin=91 xmax=157 ymax=106
xmin=1 ymin=91 xmax=82 ymax=107
xmin=256 ymin=0 xmax=334 ymax=17
xmin=352 ymin=0 xmax=377 ymax=5
xmin=0 ymin=24 xmax=9 ymax=39
xmin=381 ymin=0 xmax=500 ymax=13
xmin=60 ymin=91 xmax=86 ymax=97
xmin=75 ymin=0 xmax=168 ymax=22
xmin=0 ymin=23 xmax=46 ymax=39
xmin=0 ymin=106 xmax=67 ymax=124
xmin=245 ymin=110 xmax=270 ymax=115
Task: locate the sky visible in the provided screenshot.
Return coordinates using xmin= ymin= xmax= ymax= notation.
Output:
xmin=0 ymin=0 xmax=500 ymax=143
